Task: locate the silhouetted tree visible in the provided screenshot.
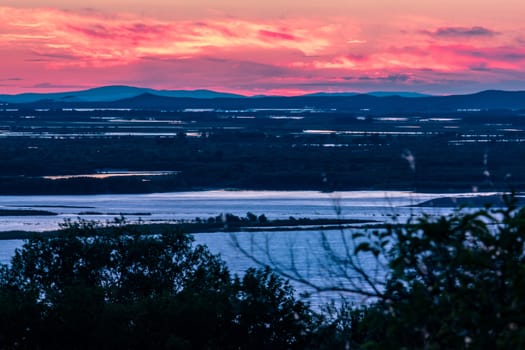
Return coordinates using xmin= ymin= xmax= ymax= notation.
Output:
xmin=235 ymin=193 xmax=525 ymax=349
xmin=0 ymin=221 xmax=314 ymax=350
xmin=355 ymin=194 xmax=525 ymax=349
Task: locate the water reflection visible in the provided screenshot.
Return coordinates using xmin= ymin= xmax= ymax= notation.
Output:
xmin=43 ymin=170 xmax=179 ymax=180
xmin=0 ymin=190 xmax=482 ymax=232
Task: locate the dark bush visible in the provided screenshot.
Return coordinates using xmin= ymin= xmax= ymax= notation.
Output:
xmin=0 ymin=221 xmax=313 ymax=350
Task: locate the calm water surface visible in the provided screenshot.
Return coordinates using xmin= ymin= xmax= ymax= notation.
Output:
xmin=0 ymin=229 xmax=386 ymax=305
xmin=0 ymin=190 xmax=469 ymax=232
xmin=0 ymin=190 xmax=482 ymax=303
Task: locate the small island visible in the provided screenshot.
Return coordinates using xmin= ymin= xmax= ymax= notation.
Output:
xmin=413 ymin=194 xmax=525 ymax=208
xmin=0 ymin=212 xmax=376 ymax=240
xmin=0 ymin=209 xmax=57 ymax=216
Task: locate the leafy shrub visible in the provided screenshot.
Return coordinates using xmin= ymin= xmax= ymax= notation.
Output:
xmin=352 ymin=194 xmax=525 ymax=349
xmin=0 ymin=221 xmax=313 ymax=350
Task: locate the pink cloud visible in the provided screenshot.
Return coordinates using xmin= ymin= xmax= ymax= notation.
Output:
xmin=66 ymin=24 xmax=113 ymax=39
xmin=258 ymin=29 xmax=297 ymax=41
xmin=0 ymin=7 xmax=336 ymax=68
xmin=1 ymin=6 xmax=525 ymax=95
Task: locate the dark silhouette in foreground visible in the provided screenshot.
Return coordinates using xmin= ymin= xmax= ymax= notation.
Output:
xmin=234 ymin=193 xmax=525 ymax=349
xmin=0 ymin=222 xmax=313 ymax=349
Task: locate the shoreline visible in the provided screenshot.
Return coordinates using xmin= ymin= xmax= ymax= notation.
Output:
xmin=0 ymin=218 xmax=383 ymax=240
xmin=0 ymin=191 xmax=517 ymax=240
xmin=0 ymin=187 xmax=513 ymax=197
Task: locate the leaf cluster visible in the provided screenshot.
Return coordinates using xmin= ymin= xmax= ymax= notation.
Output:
xmin=0 ymin=222 xmax=314 ymax=350
xmin=354 ymin=194 xmax=525 ymax=349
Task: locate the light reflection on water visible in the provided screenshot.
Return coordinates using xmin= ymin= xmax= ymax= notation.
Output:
xmin=43 ymin=171 xmax=179 ymax=180
xmin=0 ymin=190 xmax=470 ymax=232
xmin=196 ymin=229 xmax=387 ymax=306
xmin=0 ymin=189 xmax=493 ymax=306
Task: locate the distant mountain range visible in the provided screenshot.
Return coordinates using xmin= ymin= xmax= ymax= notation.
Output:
xmin=302 ymin=91 xmax=431 ymax=98
xmin=2 ymin=86 xmax=525 ymax=113
xmin=0 ymin=86 xmax=431 ymax=104
xmin=0 ymin=86 xmax=245 ymax=104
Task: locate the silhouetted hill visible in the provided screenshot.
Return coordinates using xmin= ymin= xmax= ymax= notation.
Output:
xmin=3 ymin=88 xmax=525 ymax=113
xmin=414 ymin=194 xmax=525 ymax=207
xmin=0 ymin=86 xmax=244 ymax=103
xmin=100 ymin=90 xmax=525 ymax=112
xmin=303 ymin=91 xmax=431 ymax=98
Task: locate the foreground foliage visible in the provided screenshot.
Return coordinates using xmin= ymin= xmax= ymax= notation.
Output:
xmin=349 ymin=194 xmax=525 ymax=349
xmin=0 ymin=222 xmax=314 ymax=350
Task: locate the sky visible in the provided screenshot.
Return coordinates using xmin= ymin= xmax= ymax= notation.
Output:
xmin=1 ymin=1 xmax=525 ymax=95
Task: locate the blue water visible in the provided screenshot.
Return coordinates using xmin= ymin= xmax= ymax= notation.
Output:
xmin=0 ymin=190 xmax=463 ymax=232
xmin=0 ymin=229 xmax=385 ymax=306
xmin=0 ymin=190 xmax=475 ymax=304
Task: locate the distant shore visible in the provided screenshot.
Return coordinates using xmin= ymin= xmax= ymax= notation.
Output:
xmin=0 ymin=216 xmax=380 ymax=240
xmin=0 ymin=182 xmax=511 ymax=196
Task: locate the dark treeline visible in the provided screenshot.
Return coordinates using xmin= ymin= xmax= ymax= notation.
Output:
xmin=1 ymin=107 xmax=525 ymax=194
xmin=0 ymin=131 xmax=524 ymax=194
xmin=0 ymin=213 xmax=374 ymax=240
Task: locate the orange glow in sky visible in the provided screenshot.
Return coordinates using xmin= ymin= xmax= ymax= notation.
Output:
xmin=1 ymin=1 xmax=525 ymax=95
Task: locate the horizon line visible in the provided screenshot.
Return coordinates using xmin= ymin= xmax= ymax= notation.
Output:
xmin=3 ymin=85 xmax=525 ymax=99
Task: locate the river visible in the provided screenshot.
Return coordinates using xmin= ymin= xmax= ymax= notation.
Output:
xmin=0 ymin=190 xmax=487 ymax=304
xmin=0 ymin=190 xmax=469 ymax=232
xmin=0 ymin=228 xmax=390 ymax=305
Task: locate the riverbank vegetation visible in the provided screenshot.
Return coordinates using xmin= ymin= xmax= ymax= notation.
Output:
xmin=0 ymin=213 xmax=376 ymax=240
xmin=0 ymin=221 xmax=315 ymax=349
xmin=2 ymin=108 xmax=525 ymax=194
xmin=1 ymin=197 xmax=525 ymax=348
